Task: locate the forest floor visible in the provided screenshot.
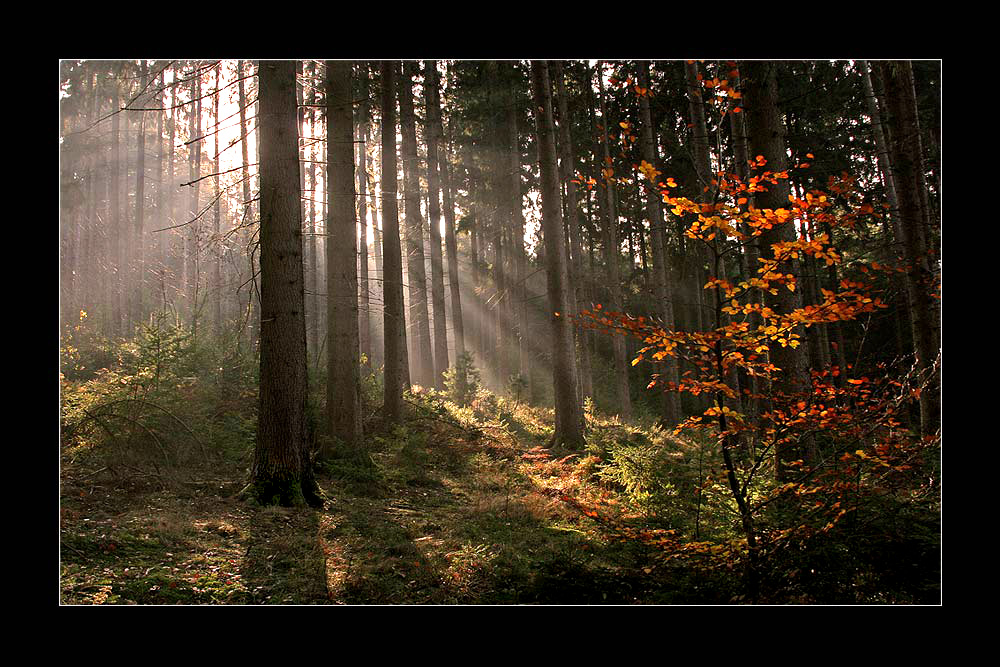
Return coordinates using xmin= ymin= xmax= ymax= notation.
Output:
xmin=59 ymin=391 xmax=700 ymax=605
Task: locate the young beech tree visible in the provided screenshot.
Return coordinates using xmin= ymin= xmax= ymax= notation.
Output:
xmin=246 ymin=60 xmax=321 ymax=507
xmin=582 ymin=148 xmax=932 ymax=599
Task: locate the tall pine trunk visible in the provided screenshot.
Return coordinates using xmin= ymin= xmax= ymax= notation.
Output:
xmin=552 ymin=60 xmax=593 ymax=404
xmin=637 ymin=61 xmax=681 ymax=426
xmin=437 ymin=92 xmax=466 ymax=366
xmin=248 ymin=60 xmax=319 ymax=507
xmin=355 ymin=63 xmax=372 ymax=373
xmin=877 ymin=60 xmax=940 ymax=438
xmin=381 ymin=61 xmax=407 ymax=424
xmin=211 ymin=62 xmax=223 ymax=335
xmin=742 ymin=61 xmax=810 ymax=481
xmin=398 ymin=61 xmax=435 ymax=389
xmin=423 ymin=60 xmax=450 ymax=389
xmin=326 ymin=60 xmax=364 ymax=453
xmin=237 ymin=60 xmax=259 ymax=351
xmin=132 ymin=60 xmax=148 ymax=329
xmin=595 ymin=62 xmax=632 ymax=422
xmin=530 ymin=60 xmax=585 ymax=449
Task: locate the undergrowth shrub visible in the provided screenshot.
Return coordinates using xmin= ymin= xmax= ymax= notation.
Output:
xmin=60 ymin=313 xmax=258 ymax=484
xmin=443 ymin=351 xmax=481 ymax=406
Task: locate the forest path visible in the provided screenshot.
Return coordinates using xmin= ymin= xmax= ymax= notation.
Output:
xmin=60 ymin=397 xmax=657 ymax=604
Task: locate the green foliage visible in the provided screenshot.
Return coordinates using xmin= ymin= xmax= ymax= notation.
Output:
xmin=60 ymin=313 xmax=257 ymax=482
xmin=443 ymin=351 xmax=481 ymax=406
xmin=506 ymin=373 xmax=528 ymax=407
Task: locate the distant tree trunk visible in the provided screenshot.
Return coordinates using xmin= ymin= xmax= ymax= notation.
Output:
xmin=154 ymin=65 xmax=166 ymax=297
xmin=505 ymin=63 xmax=531 ymax=395
xmin=368 ymin=130 xmax=384 ymax=370
xmin=727 ymin=62 xmax=763 ymax=416
xmin=211 ymin=62 xmax=223 ymax=335
xmin=165 ymin=65 xmax=179 ymax=314
xmin=860 ymin=61 xmax=901 ymax=237
xmin=237 ymin=60 xmax=258 ymax=350
xmin=381 ymin=61 xmax=407 ymax=424
xmin=483 ymin=61 xmax=508 ymax=391
xmin=431 ymin=66 xmax=465 ymax=368
xmin=531 ymin=60 xmax=585 ymax=449
xmin=132 ymin=60 xmax=148 ymax=329
xmin=398 ymin=61 xmax=435 ymax=389
xmin=122 ymin=76 xmax=134 ymax=334
xmin=356 ymin=63 xmax=373 ymax=373
xmin=552 ymin=60 xmax=594 ymax=404
xmin=742 ymin=60 xmax=810 ymax=481
xmin=110 ymin=65 xmax=123 ymax=337
xmin=423 ymin=60 xmax=450 ymax=390
xmin=595 ymin=62 xmax=632 ymax=422
xmin=637 ymin=61 xmax=681 ymax=426
xmin=187 ymin=64 xmax=203 ymax=329
xmin=685 ymin=60 xmax=741 ymax=414
xmin=306 ymin=61 xmax=320 ymax=366
xmin=683 ymin=59 xmax=712 ymax=259
xmin=325 ymin=60 xmax=364 ymax=454
xmin=860 ymin=59 xmax=908 ymax=359
xmin=248 ymin=60 xmax=320 ymax=507
xmin=877 ymin=60 xmax=941 ymax=438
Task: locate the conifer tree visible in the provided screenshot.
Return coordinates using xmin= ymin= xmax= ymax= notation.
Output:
xmin=326 ymin=60 xmax=364 ymax=452
xmin=398 ymin=61 xmax=435 ymax=389
xmin=381 ymin=61 xmax=407 ymax=424
xmin=530 ymin=60 xmax=585 ymax=449
xmin=248 ymin=60 xmax=320 ymax=507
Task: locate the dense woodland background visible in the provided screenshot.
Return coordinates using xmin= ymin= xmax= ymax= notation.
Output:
xmin=58 ymin=59 xmax=941 ymax=605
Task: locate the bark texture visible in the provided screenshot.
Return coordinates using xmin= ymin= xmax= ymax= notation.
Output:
xmin=398 ymin=61 xmax=435 ymax=389
xmin=877 ymin=60 xmax=941 ymax=438
xmin=424 ymin=60 xmax=450 ymax=389
xmin=381 ymin=61 xmax=407 ymax=424
xmin=250 ymin=60 xmax=319 ymax=506
xmin=637 ymin=61 xmax=681 ymax=426
xmin=326 ymin=60 xmax=364 ymax=452
xmin=742 ymin=61 xmax=810 ymax=481
xmin=530 ymin=60 xmax=585 ymax=449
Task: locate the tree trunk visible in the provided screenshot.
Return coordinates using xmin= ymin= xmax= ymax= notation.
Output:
xmin=398 ymin=61 xmax=435 ymax=389
xmin=742 ymin=60 xmax=810 ymax=481
xmin=552 ymin=60 xmax=594 ymax=404
xmin=306 ymin=62 xmax=320 ymax=367
xmin=595 ymin=62 xmax=632 ymax=422
xmin=211 ymin=62 xmax=223 ymax=335
xmin=637 ymin=61 xmax=681 ymax=426
xmin=877 ymin=60 xmax=941 ymax=438
xmin=432 ymin=66 xmax=466 ymax=368
xmin=530 ymin=60 xmax=585 ymax=449
xmin=154 ymin=65 xmax=166 ymax=303
xmin=249 ymin=60 xmax=319 ymax=507
xmin=325 ymin=60 xmax=364 ymax=454
xmin=187 ymin=64 xmax=203 ymax=330
xmin=381 ymin=61 xmax=407 ymax=424
xmin=356 ymin=63 xmax=373 ymax=373
xmin=423 ymin=60 xmax=450 ymax=390
xmin=132 ymin=60 xmax=148 ymax=329
xmin=166 ymin=65 xmax=179 ymax=315
xmin=506 ymin=64 xmax=532 ymax=396
xmin=237 ymin=60 xmax=258 ymax=351
xmin=110 ymin=66 xmax=122 ymax=337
